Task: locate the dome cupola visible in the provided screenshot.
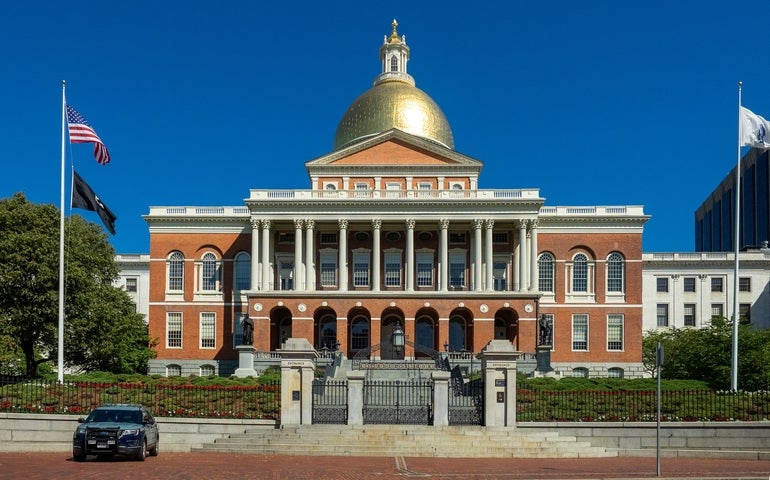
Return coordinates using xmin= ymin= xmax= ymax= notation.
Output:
xmin=333 ymin=20 xmax=454 ymax=151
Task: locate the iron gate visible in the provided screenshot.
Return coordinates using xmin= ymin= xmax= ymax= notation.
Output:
xmin=311 ymin=379 xmax=348 ymax=424
xmin=363 ymin=379 xmax=433 ymax=425
xmin=448 ymin=377 xmax=484 ymax=425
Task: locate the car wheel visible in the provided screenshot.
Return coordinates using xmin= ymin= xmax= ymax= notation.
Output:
xmin=136 ymin=438 xmax=146 ymax=461
xmin=149 ymin=434 xmax=159 ymax=456
xmin=73 ymin=450 xmax=86 ymax=462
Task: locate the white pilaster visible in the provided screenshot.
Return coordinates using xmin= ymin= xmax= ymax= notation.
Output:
xmin=529 ymin=220 xmax=539 ymax=291
xmin=485 ymin=219 xmax=494 ymax=292
xmin=518 ymin=220 xmax=527 ymax=292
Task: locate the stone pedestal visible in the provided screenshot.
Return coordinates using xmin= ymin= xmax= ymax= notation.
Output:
xmin=233 ymin=345 xmax=258 ymax=378
xmin=279 ymin=338 xmax=318 ymax=426
xmin=478 ymin=340 xmax=521 ymax=427
xmin=535 ymin=345 xmax=554 ymax=374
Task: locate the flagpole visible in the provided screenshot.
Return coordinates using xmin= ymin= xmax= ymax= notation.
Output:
xmin=731 ymin=81 xmax=742 ymax=391
xmin=58 ymin=80 xmax=66 ymax=383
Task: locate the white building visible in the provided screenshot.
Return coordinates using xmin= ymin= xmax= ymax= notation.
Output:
xmin=114 ymin=254 xmax=150 ymax=324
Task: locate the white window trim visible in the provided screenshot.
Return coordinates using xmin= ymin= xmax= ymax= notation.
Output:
xmin=352 ymin=249 xmax=371 ymax=287
xmin=571 ymin=314 xmax=589 ymax=351
xmin=200 ymin=312 xmax=216 ymax=349
xmin=166 ymin=312 xmax=183 ymax=349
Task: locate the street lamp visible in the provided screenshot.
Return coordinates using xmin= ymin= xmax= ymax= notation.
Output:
xmin=392 ymin=324 xmax=405 ymax=355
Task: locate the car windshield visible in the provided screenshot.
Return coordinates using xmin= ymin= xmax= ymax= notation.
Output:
xmin=89 ymin=409 xmax=142 ymax=423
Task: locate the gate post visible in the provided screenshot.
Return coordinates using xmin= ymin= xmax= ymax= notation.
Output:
xmin=346 ymin=370 xmax=365 ymax=425
xmin=279 ymin=338 xmax=318 ymax=426
xmin=477 ymin=340 xmax=521 ymax=427
xmin=431 ymin=371 xmax=451 ymax=426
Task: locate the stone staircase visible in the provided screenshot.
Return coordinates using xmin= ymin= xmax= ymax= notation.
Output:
xmin=192 ymin=424 xmax=617 ymax=458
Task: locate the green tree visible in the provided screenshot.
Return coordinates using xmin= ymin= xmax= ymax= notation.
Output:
xmin=0 ymin=193 xmax=154 ymax=377
xmin=643 ymin=317 xmax=770 ymax=391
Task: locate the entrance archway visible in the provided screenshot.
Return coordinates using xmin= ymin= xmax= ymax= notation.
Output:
xmin=380 ymin=311 xmax=405 ymax=360
xmin=270 ymin=306 xmax=292 ymax=351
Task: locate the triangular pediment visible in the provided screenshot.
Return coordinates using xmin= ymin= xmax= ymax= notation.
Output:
xmin=306 ymin=129 xmax=482 ymax=169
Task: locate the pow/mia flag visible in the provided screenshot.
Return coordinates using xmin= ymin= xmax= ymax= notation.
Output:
xmin=71 ymin=170 xmax=117 ymax=235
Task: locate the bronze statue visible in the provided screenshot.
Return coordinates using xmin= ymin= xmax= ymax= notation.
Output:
xmin=539 ymin=314 xmax=552 ymax=345
xmin=242 ymin=317 xmax=254 ymax=345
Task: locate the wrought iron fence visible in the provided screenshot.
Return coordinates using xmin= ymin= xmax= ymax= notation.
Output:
xmin=516 ymin=389 xmax=770 ymax=422
xmin=0 ymin=380 xmax=280 ymax=420
xmin=448 ymin=378 xmax=483 ymax=425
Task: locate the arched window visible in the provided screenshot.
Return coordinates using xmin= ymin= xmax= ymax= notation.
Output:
xmin=606 ymin=252 xmax=624 ymax=293
xmin=572 ymin=253 xmax=588 ymax=292
xmin=538 ymin=253 xmax=555 ymax=293
xmin=607 ymin=367 xmax=624 ymax=378
xmin=448 ymin=316 xmax=467 ymax=351
xmin=199 ymin=252 xmax=221 ymax=292
xmin=234 ymin=252 xmax=251 ymax=291
xmin=319 ymin=315 xmax=337 ymax=351
xmin=415 ymin=317 xmax=435 ymax=352
xmin=166 ymin=364 xmax=182 ymax=377
xmin=350 ymin=316 xmax=369 ymax=351
xmin=167 ymin=251 xmax=184 ymax=291
xmin=572 ymin=367 xmax=589 ymax=378
xmin=390 ymin=55 xmax=398 ymax=72
xmin=200 ymin=364 xmax=215 ymax=376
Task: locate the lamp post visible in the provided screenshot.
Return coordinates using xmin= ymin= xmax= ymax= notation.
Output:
xmin=392 ymin=323 xmax=405 ymax=358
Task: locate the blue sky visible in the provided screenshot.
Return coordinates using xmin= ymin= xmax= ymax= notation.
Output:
xmin=2 ymin=1 xmax=768 ymax=254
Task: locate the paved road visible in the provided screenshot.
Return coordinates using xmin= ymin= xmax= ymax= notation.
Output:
xmin=1 ymin=452 xmax=770 ymax=480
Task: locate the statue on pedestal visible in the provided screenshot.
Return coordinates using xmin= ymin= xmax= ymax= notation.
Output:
xmin=242 ymin=317 xmax=254 ymax=345
xmin=538 ymin=314 xmax=552 ymax=346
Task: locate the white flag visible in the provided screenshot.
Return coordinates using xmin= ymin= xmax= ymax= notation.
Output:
xmin=740 ymin=106 xmax=770 ymax=148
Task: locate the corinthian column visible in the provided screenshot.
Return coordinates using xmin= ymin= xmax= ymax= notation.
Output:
xmin=529 ymin=219 xmax=539 ymax=291
xmin=372 ymin=219 xmax=381 ymax=291
xmin=294 ymin=219 xmax=304 ymax=291
xmin=405 ymin=219 xmax=415 ymax=291
xmin=250 ymin=219 xmax=260 ymax=290
xmin=518 ymin=220 xmax=527 ymax=292
xmin=338 ymin=219 xmax=348 ymax=291
xmin=305 ymin=219 xmax=315 ymax=291
xmin=439 ymin=219 xmax=449 ymax=291
xmin=473 ymin=219 xmax=483 ymax=292
xmin=261 ymin=219 xmax=271 ymax=291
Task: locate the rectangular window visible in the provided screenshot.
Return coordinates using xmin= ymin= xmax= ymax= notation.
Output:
xmin=320 ymin=252 xmax=337 ymax=287
xmin=278 ymin=232 xmax=295 ymax=243
xmin=449 ymin=232 xmax=466 ymax=244
xmin=384 ymin=252 xmax=401 ymax=287
xmin=166 ymin=312 xmax=182 ymax=348
xmin=416 ymin=252 xmax=434 ymax=287
xmin=711 ymin=303 xmax=724 ymax=319
xmin=656 ymin=277 xmax=669 ymax=293
xmin=492 ymin=232 xmax=508 ymax=244
xmin=607 ymin=314 xmax=623 ymax=351
xmin=449 ymin=253 xmax=466 ymax=288
xmin=683 ymin=303 xmax=696 ymax=327
xmin=386 ymin=182 xmax=401 ymax=198
xmin=355 ymin=183 xmax=369 ymax=198
xmin=493 ymin=261 xmax=508 ymax=291
xmin=656 ymin=304 xmax=669 ymax=327
xmin=572 ymin=315 xmax=588 ymax=351
xmin=739 ymin=303 xmax=751 ymax=322
xmin=200 ymin=313 xmax=216 ymax=349
xmin=125 ymin=277 xmax=137 ymax=292
xmin=739 ymin=277 xmax=751 ymax=292
xmin=417 ymin=182 xmax=432 ymax=197
xmin=711 ymin=277 xmax=723 ymax=292
xmin=320 ymin=232 xmax=337 ymax=244
xmin=353 ymin=252 xmax=370 ymax=287
xmin=683 ymin=277 xmax=696 ymax=293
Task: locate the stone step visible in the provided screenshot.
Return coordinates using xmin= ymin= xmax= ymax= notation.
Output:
xmin=193 ymin=425 xmax=615 ymax=458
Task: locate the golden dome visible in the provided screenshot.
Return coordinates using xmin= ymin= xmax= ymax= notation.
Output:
xmin=332 ymin=21 xmax=454 ymax=151
xmin=333 ymin=80 xmax=455 ymax=150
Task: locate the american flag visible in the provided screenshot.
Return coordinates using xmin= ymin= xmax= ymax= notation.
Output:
xmin=66 ymin=105 xmax=110 ymax=165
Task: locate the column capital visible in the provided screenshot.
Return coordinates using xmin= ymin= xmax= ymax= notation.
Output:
xmin=439 ymin=218 xmax=450 ymax=230
xmin=372 ymin=218 xmax=382 ymax=230
xmin=250 ymin=219 xmax=261 ymax=229
xmin=405 ymin=218 xmax=415 ymax=230
xmin=338 ymin=218 xmax=349 ymax=230
xmin=305 ymin=219 xmax=315 ymax=230
xmin=261 ymin=219 xmax=271 ymax=230
xmin=529 ymin=219 xmax=539 ymax=230
xmin=473 ymin=219 xmax=483 ymax=230
xmin=484 ymin=219 xmax=495 ymax=229
xmin=294 ymin=218 xmax=304 ymax=229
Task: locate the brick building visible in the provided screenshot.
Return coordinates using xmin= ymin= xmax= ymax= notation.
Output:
xmin=144 ymin=21 xmax=649 ymax=378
